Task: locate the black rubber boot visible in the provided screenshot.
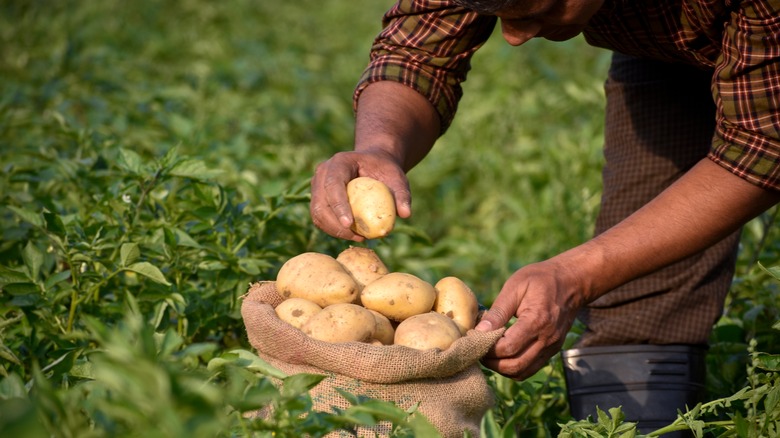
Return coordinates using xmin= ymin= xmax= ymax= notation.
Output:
xmin=562 ymin=344 xmax=707 ymax=437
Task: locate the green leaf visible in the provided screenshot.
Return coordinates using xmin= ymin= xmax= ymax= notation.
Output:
xmin=757 ymin=261 xmax=780 ymax=281
xmin=607 ymin=406 xmax=625 ymax=429
xmin=403 ymin=409 xmax=441 ymax=438
xmin=238 ymin=258 xmax=266 ymax=275
xmin=120 ymin=242 xmax=140 ymax=267
xmin=151 ymin=300 xmax=170 ymax=330
xmin=168 ymin=227 xmax=202 ymax=248
xmin=754 ymin=353 xmax=780 ymax=372
xmin=125 ymin=262 xmax=171 ymax=286
xmin=207 ymin=349 xmax=288 ymax=380
xmin=764 ymin=383 xmax=779 ymax=414
xmin=118 ymin=148 xmax=145 ymax=174
xmin=281 ymin=373 xmax=326 ymax=397
xmin=0 ymin=266 xmax=31 ymax=285
xmin=155 ymin=329 xmax=183 ymax=358
xmin=596 ymin=407 xmax=610 ymax=428
xmin=3 ymin=283 xmax=39 ymax=295
xmin=68 ymin=361 xmax=95 ymax=380
xmin=733 ymin=411 xmax=748 ymax=437
xmin=43 ymin=270 xmax=71 ymax=290
xmin=7 ymin=206 xmax=44 ymax=228
xmin=480 ymin=409 xmax=502 ymax=438
xmin=22 ymin=241 xmax=44 ymax=281
xmin=0 ymin=347 xmax=21 ymax=368
xmin=0 ymin=374 xmax=27 ymax=399
xmin=233 ymin=379 xmax=280 ymax=410
xmin=198 ymin=260 xmax=227 ymax=271
xmin=8 ymin=294 xmax=41 ymax=307
xmin=43 ymin=211 xmax=66 ymax=235
xmin=338 ymin=409 xmax=378 ymax=426
xmin=169 ymin=159 xmax=222 ymax=181
xmin=334 ymin=388 xmax=361 ymax=406
xmin=177 ymin=343 xmax=219 ymax=360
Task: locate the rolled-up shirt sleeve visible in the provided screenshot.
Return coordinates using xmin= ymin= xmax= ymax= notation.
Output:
xmin=709 ymin=0 xmax=780 ymax=191
xmin=353 ymin=0 xmax=496 ymax=134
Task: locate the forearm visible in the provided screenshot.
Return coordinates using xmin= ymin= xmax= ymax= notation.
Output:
xmin=355 ymin=81 xmax=441 ymax=172
xmin=559 ymin=158 xmax=780 ymax=305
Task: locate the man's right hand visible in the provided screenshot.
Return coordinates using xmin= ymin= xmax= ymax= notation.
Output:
xmin=310 ymin=81 xmax=441 ymax=241
xmin=310 ymin=149 xmax=412 ymax=241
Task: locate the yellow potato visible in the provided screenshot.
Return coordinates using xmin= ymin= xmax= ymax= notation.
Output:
xmin=433 ymin=276 xmax=480 ymax=335
xmin=360 ymin=272 xmax=436 ymax=322
xmin=276 ymin=252 xmax=359 ymax=307
xmin=394 ymin=312 xmax=462 ymax=351
xmin=301 ymin=303 xmax=376 ymax=343
xmin=336 ymin=246 xmax=389 ymax=291
xmin=368 ymin=309 xmax=395 ymax=345
xmin=347 ymin=177 xmax=396 ymax=239
xmin=275 ymin=297 xmax=322 ymax=329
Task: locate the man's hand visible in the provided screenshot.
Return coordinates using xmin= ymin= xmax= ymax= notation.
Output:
xmin=310 ymin=150 xmax=412 ymax=241
xmin=476 ymin=260 xmax=584 ymax=380
xmin=310 ymin=81 xmax=441 ymax=241
xmin=476 ymin=159 xmax=779 ymax=381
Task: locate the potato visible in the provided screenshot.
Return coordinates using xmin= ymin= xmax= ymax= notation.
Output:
xmin=347 ymin=177 xmax=396 ymax=239
xmin=433 ymin=276 xmax=480 ymax=335
xmin=368 ymin=309 xmax=395 ymax=345
xmin=301 ymin=303 xmax=376 ymax=343
xmin=276 ymin=252 xmax=359 ymax=307
xmin=275 ymin=297 xmax=322 ymax=329
xmin=336 ymin=246 xmax=389 ymax=291
xmin=394 ymin=312 xmax=462 ymax=351
xmin=360 ymin=272 xmax=436 ymax=322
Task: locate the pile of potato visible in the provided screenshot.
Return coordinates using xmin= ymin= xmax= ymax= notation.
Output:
xmin=274 ymin=247 xmax=480 ymax=351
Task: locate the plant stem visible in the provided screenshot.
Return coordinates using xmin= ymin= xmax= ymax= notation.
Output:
xmin=647 ymin=420 xmax=734 ymax=436
xmin=67 ymin=289 xmax=78 ymax=333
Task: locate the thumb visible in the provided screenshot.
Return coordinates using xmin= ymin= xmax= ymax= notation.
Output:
xmin=475 ymin=290 xmax=521 ymax=332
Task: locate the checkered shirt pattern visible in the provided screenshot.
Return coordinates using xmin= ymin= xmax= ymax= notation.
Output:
xmin=354 ymin=0 xmax=780 ymax=191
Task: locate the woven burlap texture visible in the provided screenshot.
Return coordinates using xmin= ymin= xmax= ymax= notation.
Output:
xmin=241 ymin=281 xmax=505 ymax=437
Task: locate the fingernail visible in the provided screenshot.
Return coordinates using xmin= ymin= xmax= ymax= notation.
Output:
xmin=475 ymin=320 xmax=492 ymax=332
xmin=339 ymin=215 xmax=351 ymax=227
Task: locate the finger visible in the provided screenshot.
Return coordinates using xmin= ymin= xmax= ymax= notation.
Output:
xmin=481 ymin=319 xmax=559 ymax=380
xmin=382 ymin=175 xmax=412 ymax=219
xmin=481 ymin=341 xmax=550 ymax=381
xmin=311 ymin=163 xmax=364 ymax=241
xmin=484 ymin=313 xmax=568 ymax=380
xmin=310 ymin=202 xmax=365 ymax=242
xmin=321 ymin=166 xmax=358 ymax=229
xmin=483 ymin=317 xmax=535 ymax=359
xmin=312 ymin=156 xmax=355 ymax=226
xmin=474 ymin=281 xmax=527 ymax=332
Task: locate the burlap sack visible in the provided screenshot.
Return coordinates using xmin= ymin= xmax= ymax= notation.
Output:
xmin=241 ymin=281 xmax=505 ymax=437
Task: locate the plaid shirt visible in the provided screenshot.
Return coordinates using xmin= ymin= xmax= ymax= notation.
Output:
xmin=355 ymin=0 xmax=780 ymax=190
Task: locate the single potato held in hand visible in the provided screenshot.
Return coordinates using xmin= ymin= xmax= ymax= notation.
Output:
xmin=347 ymin=177 xmax=396 ymax=239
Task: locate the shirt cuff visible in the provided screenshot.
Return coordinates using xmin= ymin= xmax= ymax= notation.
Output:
xmin=709 ymin=129 xmax=780 ymax=191
xmin=353 ymin=64 xmax=460 ymax=136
